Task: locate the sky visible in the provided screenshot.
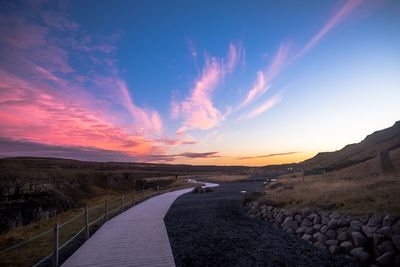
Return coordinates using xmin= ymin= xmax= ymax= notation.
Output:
xmin=0 ymin=0 xmax=399 ymax=166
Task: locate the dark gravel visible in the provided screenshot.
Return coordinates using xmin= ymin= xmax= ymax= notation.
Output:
xmin=165 ymin=181 xmax=359 ymax=267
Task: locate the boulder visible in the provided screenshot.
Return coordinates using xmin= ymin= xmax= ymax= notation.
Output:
xmin=283 ymin=221 xmax=298 ymax=231
xmin=349 ymin=220 xmax=363 ymax=232
xmin=301 ymin=207 xmax=312 ymax=218
xmin=313 ymin=215 xmax=322 ymax=225
xmin=383 ymin=214 xmax=396 ymax=227
xmin=392 ymin=234 xmax=400 ymax=250
xmin=329 ymin=245 xmax=341 ymax=254
xmin=392 ymin=220 xmax=400 ymax=234
xmin=350 ymin=247 xmax=370 ymax=263
xmin=378 ymin=240 xmax=396 ymax=254
xmin=296 ymin=226 xmax=307 ymax=234
xmin=301 ymin=219 xmax=313 ymax=227
xmin=313 ymin=241 xmax=326 ymax=250
xmin=313 ymin=224 xmax=322 ymax=231
xmin=337 ymin=231 xmax=350 ymax=242
xmin=362 ymin=225 xmax=377 ymax=238
xmin=320 ymin=225 xmax=328 ymax=234
xmin=377 ymin=226 xmax=393 ymax=238
xmin=295 ymin=214 xmax=302 ymax=224
xmin=325 ymin=229 xmax=337 ymax=240
xmin=317 ymin=233 xmax=327 ymax=244
xmin=321 ymin=216 xmax=330 ymax=225
xmin=327 ymin=219 xmax=338 ymax=229
xmin=282 ymin=216 xmax=294 ymax=226
xmin=373 ymin=233 xmax=385 ymax=249
xmin=351 ymin=231 xmax=367 ymax=247
xmin=305 ymin=227 xmax=315 ymax=235
xmin=376 ymin=252 xmax=395 ymax=266
xmin=368 ymin=214 xmax=383 ymax=227
xmin=325 ymin=239 xmax=339 ymax=246
xmin=302 ymin=234 xmax=312 ymax=242
xmin=330 ymin=212 xmax=341 ymax=220
xmin=340 ymin=241 xmax=354 ymax=252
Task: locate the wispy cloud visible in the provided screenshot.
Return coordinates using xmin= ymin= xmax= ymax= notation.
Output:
xmin=237 ymin=151 xmax=299 ymax=160
xmin=172 ymin=43 xmax=242 ymax=133
xmin=240 ymin=42 xmax=291 ymax=108
xmin=244 ymin=92 xmax=283 ymax=120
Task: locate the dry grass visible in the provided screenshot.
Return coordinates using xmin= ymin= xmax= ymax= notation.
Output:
xmin=0 ymin=179 xmax=192 ymax=267
xmin=204 ymin=174 xmax=250 ymax=182
xmin=261 ymin=174 xmax=400 ymax=216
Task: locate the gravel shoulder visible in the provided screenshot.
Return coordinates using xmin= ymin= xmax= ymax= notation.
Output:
xmin=164 ymin=181 xmax=359 ymax=267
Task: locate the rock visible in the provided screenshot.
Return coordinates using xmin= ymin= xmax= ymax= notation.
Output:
xmin=282 ymin=216 xmax=294 ymax=226
xmin=337 ymin=218 xmax=348 ymax=227
xmin=352 ymin=231 xmax=367 ymax=247
xmin=340 ymin=241 xmax=354 ymax=252
xmin=329 ymin=245 xmax=341 ymax=254
xmin=283 ymin=221 xmax=298 ymax=231
xmin=313 ymin=224 xmax=322 ymax=231
xmin=327 ymin=219 xmax=338 ymax=229
xmin=321 ymin=216 xmax=330 ymax=225
xmin=313 ymin=215 xmax=322 ymax=225
xmin=330 ymin=212 xmax=341 ymax=219
xmin=317 ymin=233 xmax=327 ymax=244
xmin=336 ymin=227 xmax=347 ymax=236
xmin=301 ymin=207 xmax=312 ymax=218
xmin=295 ymin=214 xmax=302 ymax=223
xmin=359 ymin=215 xmax=370 ymax=224
xmin=350 ymin=247 xmax=370 ymax=263
xmin=296 ymin=226 xmax=307 ymax=234
xmin=378 ymin=240 xmax=396 ymax=254
xmin=302 ymin=234 xmax=312 ymax=242
xmin=392 ymin=234 xmax=400 ymax=250
xmin=377 ymin=226 xmax=393 ymax=238
xmin=337 ymin=231 xmax=349 ymax=241
xmin=314 ymin=241 xmax=326 ymax=250
xmin=301 ymin=219 xmax=313 ymax=227
xmin=383 ymin=214 xmax=396 ymax=227
xmin=350 ymin=220 xmax=363 ymax=232
xmin=326 ymin=229 xmax=337 ymax=240
xmin=320 ymin=225 xmax=328 ymax=234
xmin=325 ymin=239 xmax=339 ymax=246
xmin=373 ymin=233 xmax=385 ymax=249
xmin=305 ymin=227 xmax=315 ymax=235
xmin=368 ymin=214 xmax=383 ymax=227
xmin=362 ymin=225 xmax=377 ymax=238
xmin=392 ymin=220 xmax=400 ymax=234
xmin=376 ymin=252 xmax=395 ymax=266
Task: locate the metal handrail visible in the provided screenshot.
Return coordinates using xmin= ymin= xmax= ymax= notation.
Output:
xmin=88 ymin=203 xmax=105 ymax=211
xmin=88 ymin=214 xmax=105 ymax=227
xmin=32 ymin=251 xmax=53 ymax=267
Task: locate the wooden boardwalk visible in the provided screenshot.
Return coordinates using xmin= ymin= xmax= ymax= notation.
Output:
xmin=62 ymin=182 xmax=217 ymax=267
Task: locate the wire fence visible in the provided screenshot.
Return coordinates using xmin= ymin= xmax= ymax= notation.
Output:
xmin=0 ymin=181 xmax=202 ymax=267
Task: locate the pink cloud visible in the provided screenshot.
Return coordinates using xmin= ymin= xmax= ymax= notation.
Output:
xmin=240 ymin=42 xmax=291 ymax=107
xmin=245 ymin=92 xmax=283 ymax=120
xmin=172 ymin=43 xmax=241 ymax=133
xmin=297 ymin=0 xmax=363 ymax=59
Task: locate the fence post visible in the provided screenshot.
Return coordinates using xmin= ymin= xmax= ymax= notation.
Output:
xmin=120 ymin=195 xmax=124 ymax=212
xmin=105 ymin=200 xmax=108 ymax=221
xmin=85 ymin=205 xmax=89 ymax=240
xmin=132 ymin=191 xmax=135 ymax=206
xmin=53 ymin=222 xmax=59 ymax=267
xmin=142 ymin=190 xmax=144 ymax=201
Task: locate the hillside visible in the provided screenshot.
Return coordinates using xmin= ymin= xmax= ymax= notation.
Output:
xmin=299 ymin=121 xmax=400 ymax=175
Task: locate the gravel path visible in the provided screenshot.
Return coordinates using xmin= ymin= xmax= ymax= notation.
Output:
xmin=165 ymin=181 xmax=359 ymax=267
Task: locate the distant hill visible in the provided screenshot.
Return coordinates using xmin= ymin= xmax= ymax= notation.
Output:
xmin=299 ymin=121 xmax=400 ymax=175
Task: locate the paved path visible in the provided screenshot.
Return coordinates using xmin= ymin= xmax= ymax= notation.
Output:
xmin=62 ymin=182 xmax=218 ymax=267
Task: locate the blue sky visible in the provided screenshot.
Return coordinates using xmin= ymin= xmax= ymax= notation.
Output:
xmin=0 ymin=0 xmax=399 ymax=165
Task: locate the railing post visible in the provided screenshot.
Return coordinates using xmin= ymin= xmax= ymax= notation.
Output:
xmin=142 ymin=189 xmax=144 ymax=201
xmin=120 ymin=195 xmax=124 ymax=212
xmin=105 ymin=200 xmax=108 ymax=221
xmin=53 ymin=222 xmax=59 ymax=267
xmin=132 ymin=191 xmax=135 ymax=206
xmin=84 ymin=205 xmax=89 ymax=240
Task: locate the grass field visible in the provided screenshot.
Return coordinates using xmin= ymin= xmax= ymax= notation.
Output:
xmin=260 ymin=173 xmax=400 ymax=216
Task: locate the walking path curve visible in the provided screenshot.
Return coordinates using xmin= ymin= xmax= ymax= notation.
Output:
xmin=62 ymin=182 xmax=218 ymax=267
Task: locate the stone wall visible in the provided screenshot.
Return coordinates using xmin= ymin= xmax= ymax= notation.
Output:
xmin=247 ymin=202 xmax=400 ymax=266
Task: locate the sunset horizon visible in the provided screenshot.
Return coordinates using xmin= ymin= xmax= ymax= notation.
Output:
xmin=1 ymin=0 xmax=399 ymax=166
